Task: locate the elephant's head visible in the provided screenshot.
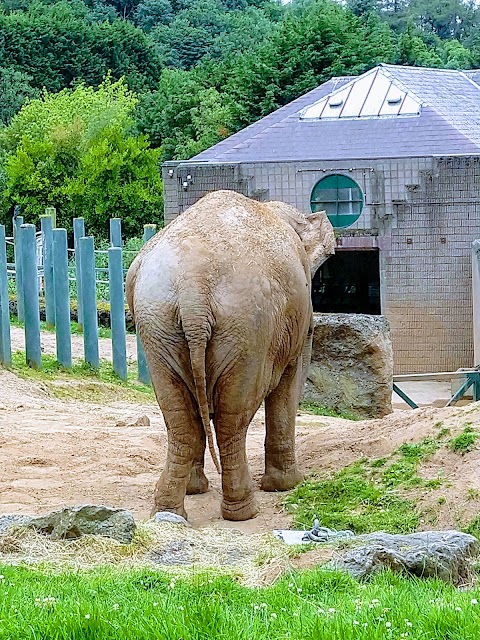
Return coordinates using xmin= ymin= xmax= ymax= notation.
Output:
xmin=265 ymin=201 xmax=336 ymax=276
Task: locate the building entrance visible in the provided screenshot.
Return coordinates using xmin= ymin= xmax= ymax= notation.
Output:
xmin=312 ymin=250 xmax=380 ymax=314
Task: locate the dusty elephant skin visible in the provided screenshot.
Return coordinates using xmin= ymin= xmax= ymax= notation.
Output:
xmin=126 ymin=190 xmax=335 ymax=521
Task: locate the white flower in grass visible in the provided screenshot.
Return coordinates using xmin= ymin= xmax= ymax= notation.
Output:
xmin=153 ymin=602 xmax=158 ymax=607
xmin=363 ymin=622 xmax=368 ymax=628
xmin=385 ymin=621 xmax=392 ymax=628
xmin=112 ymin=604 xmax=119 ymax=611
xmin=85 ymin=614 xmax=91 ymax=620
xmin=455 ymin=606 xmax=462 ymax=612
xmin=297 ymin=588 xmax=302 ymax=594
xmin=353 ymin=620 xmax=359 ymax=625
xmin=0 ymin=575 xmax=4 ymax=580
xmin=328 ymin=608 xmax=336 ymax=614
xmin=270 ymin=613 xmax=277 ymax=619
xmin=405 ymin=620 xmax=413 ymax=627
xmin=371 ymin=599 xmax=380 ymax=605
xmin=471 ymin=599 xmax=478 ymax=605
xmin=288 ymin=583 xmax=294 ymax=588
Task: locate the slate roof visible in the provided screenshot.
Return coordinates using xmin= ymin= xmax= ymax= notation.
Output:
xmin=187 ymin=65 xmax=480 ymax=164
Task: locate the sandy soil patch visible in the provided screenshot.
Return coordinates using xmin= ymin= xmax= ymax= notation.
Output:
xmin=1 ymin=365 xmax=480 ymax=535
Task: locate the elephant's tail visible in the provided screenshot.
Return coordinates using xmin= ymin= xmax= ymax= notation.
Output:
xmin=181 ymin=311 xmax=221 ymax=474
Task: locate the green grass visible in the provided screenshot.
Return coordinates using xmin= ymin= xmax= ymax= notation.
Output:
xmin=284 ymin=461 xmax=420 ymax=533
xmin=10 ymin=351 xmax=154 ymax=402
xmin=464 ymin=515 xmax=480 ymax=539
xmin=449 ymin=425 xmax=480 ymax=454
xmin=1 ymin=566 xmax=480 ymax=639
xmin=10 ymin=314 xmax=113 ymax=338
xmin=285 ymin=438 xmax=443 ymax=534
xmin=299 ymin=401 xmax=359 ymax=420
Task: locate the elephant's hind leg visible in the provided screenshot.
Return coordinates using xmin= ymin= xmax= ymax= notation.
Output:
xmin=150 ymin=367 xmax=206 ymax=519
xmin=214 ymin=410 xmax=259 ymax=521
xmin=261 ymin=360 xmax=303 ymax=492
xmin=186 ymin=431 xmax=209 ymax=495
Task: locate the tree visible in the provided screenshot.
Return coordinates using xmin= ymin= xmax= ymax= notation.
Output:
xmin=133 ymin=0 xmax=173 ymax=30
xmin=0 ymin=67 xmax=38 ymax=126
xmin=0 ymin=1 xmax=161 ymax=92
xmin=409 ymin=0 xmax=477 ymax=40
xmin=0 ymin=77 xmax=163 ymax=235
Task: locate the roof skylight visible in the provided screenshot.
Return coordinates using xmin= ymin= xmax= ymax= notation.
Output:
xmin=300 ymin=67 xmax=422 ymax=120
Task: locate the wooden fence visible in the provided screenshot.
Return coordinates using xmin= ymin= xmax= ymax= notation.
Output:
xmin=0 ymin=212 xmax=157 ymax=384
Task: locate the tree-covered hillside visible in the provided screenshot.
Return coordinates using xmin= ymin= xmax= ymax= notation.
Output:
xmin=0 ymin=0 xmax=478 ymax=233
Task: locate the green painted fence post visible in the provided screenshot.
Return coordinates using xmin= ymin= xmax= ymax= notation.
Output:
xmin=14 ymin=215 xmax=24 ymax=322
xmin=108 ymin=247 xmax=127 ymax=380
xmin=20 ymin=224 xmax=41 ymax=369
xmin=74 ymin=218 xmax=85 ymax=330
xmin=137 ymin=224 xmax=156 ymax=384
xmin=79 ymin=236 xmax=99 ymax=369
xmin=0 ymin=225 xmax=12 ymax=368
xmin=41 ymin=214 xmax=55 ymax=328
xmin=53 ymin=228 xmax=72 ymax=369
xmin=110 ymin=218 xmax=122 ymax=248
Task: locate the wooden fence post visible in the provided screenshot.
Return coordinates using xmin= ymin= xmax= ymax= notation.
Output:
xmin=108 ymin=246 xmax=127 ymax=380
xmin=74 ymin=218 xmax=85 ymax=330
xmin=20 ymin=224 xmax=41 ymax=369
xmin=110 ymin=218 xmax=122 ymax=248
xmin=41 ymin=214 xmax=55 ymax=328
xmin=137 ymin=224 xmax=156 ymax=384
xmin=79 ymin=236 xmax=99 ymax=368
xmin=53 ymin=228 xmax=72 ymax=369
xmin=45 ymin=206 xmax=56 ymax=229
xmin=0 ymin=225 xmax=12 ymax=368
xmin=14 ymin=215 xmax=24 ymax=322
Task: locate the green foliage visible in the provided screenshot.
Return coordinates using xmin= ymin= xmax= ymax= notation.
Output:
xmin=298 ymin=401 xmax=359 ymax=420
xmin=0 ymin=0 xmax=160 ymax=92
xmin=2 ymin=566 xmax=480 ymax=640
xmin=0 ymin=78 xmax=163 ymax=236
xmin=0 ymin=67 xmax=38 ymax=127
xmin=449 ymin=425 xmax=480 ymax=454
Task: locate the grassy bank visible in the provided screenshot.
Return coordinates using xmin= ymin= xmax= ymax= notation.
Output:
xmin=10 ymin=351 xmax=155 ymax=403
xmin=1 ymin=566 xmax=480 ymax=639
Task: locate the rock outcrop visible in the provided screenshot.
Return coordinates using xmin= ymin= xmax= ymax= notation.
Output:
xmin=303 ymin=313 xmax=393 ymax=418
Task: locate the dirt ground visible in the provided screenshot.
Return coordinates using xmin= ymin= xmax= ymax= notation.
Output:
xmin=1 ymin=350 xmax=480 ymax=534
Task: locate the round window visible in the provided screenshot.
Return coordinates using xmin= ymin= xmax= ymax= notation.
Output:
xmin=310 ymin=174 xmax=364 ymax=228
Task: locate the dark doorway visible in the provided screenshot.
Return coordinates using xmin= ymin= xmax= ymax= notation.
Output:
xmin=312 ymin=250 xmax=381 ymax=314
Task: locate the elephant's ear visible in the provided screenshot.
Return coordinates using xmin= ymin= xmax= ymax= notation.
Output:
xmin=301 ymin=211 xmax=336 ymax=275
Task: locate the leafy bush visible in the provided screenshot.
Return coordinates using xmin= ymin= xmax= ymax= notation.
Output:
xmin=0 ymin=77 xmax=163 ymax=237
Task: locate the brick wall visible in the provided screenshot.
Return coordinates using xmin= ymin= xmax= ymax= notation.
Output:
xmin=162 ymin=156 xmax=480 ymax=373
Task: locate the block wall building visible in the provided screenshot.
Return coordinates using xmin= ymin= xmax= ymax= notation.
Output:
xmin=162 ymin=65 xmax=480 ymax=373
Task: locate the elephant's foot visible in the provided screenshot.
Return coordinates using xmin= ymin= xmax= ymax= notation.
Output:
xmin=221 ymin=496 xmax=259 ymax=521
xmin=260 ymin=467 xmax=303 ymax=492
xmin=153 ymin=479 xmax=188 ymax=520
xmin=186 ymin=464 xmax=209 ymax=495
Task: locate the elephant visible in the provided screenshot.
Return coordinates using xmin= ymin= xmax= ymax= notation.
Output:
xmin=126 ymin=190 xmax=335 ymax=521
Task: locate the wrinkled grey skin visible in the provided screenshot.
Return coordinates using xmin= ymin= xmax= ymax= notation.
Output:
xmin=126 ymin=190 xmax=335 ymax=521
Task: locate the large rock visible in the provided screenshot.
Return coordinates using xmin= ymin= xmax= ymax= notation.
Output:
xmin=0 ymin=506 xmax=136 ymax=544
xmin=330 ymin=531 xmax=479 ymax=584
xmin=303 ymin=313 xmax=393 ymax=418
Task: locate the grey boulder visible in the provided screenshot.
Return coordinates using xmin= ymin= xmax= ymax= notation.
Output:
xmin=0 ymin=505 xmax=136 ymax=544
xmin=329 ymin=530 xmax=479 ymax=584
xmin=303 ymin=313 xmax=393 ymax=419
xmin=152 ymin=511 xmax=189 ymax=526
xmin=0 ymin=514 xmax=32 ymax=536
